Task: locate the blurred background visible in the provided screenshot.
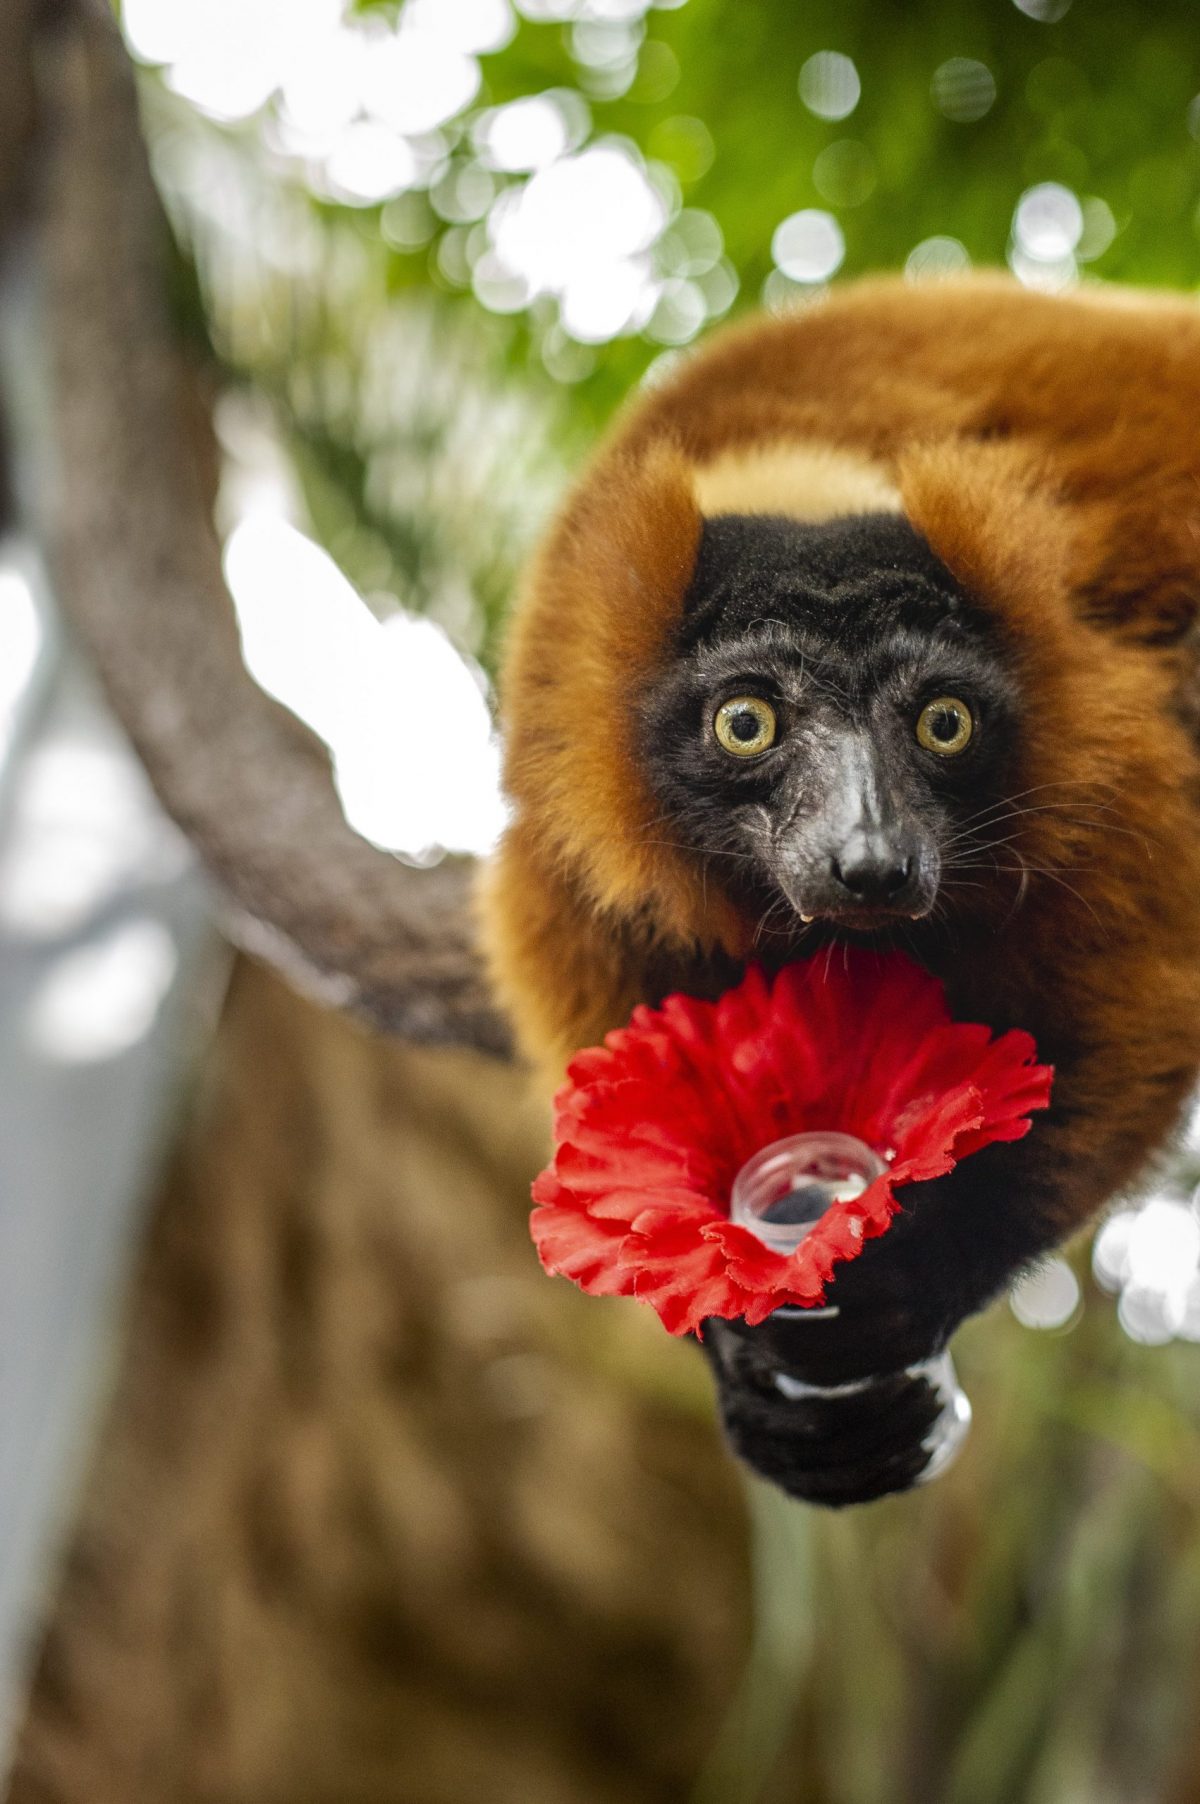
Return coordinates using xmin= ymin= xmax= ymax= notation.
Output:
xmin=5 ymin=0 xmax=1200 ymax=1799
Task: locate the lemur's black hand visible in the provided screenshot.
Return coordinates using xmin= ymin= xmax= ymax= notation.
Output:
xmin=701 ymin=1317 xmax=946 ymax=1506
xmin=701 ymin=1142 xmax=1061 ymax=1505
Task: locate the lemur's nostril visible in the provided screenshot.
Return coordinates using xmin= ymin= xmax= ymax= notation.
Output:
xmin=831 ymin=853 xmax=913 ymax=902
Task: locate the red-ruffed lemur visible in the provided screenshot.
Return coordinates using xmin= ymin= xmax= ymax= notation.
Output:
xmin=482 ymin=275 xmax=1200 ymax=1502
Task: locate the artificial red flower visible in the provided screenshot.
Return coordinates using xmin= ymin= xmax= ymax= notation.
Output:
xmin=531 ymin=951 xmax=1053 ymax=1337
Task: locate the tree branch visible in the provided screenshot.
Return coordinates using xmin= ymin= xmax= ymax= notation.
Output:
xmin=5 ymin=0 xmax=513 ymax=1058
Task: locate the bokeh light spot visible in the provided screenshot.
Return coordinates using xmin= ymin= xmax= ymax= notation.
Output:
xmin=1010 ymin=1258 xmax=1081 ymax=1331
xmin=630 ymin=39 xmax=682 ymax=105
xmin=477 ymin=95 xmax=572 ymax=172
xmin=1076 ymin=196 xmax=1117 ymax=262
xmin=471 ymin=250 xmax=532 ymax=313
xmin=123 ymin=0 xmax=345 ymax=120
xmin=582 ymin=0 xmax=657 ymax=17
xmin=1008 ymin=247 xmax=1077 ymax=292
xmin=812 ymin=140 xmax=876 ymax=208
xmin=321 ymin=123 xmax=417 ymax=205
xmin=698 ymin=258 xmax=739 ymax=318
xmin=359 ymin=28 xmax=481 ymax=137
xmin=1010 ymin=179 xmax=1084 ymax=290
xmin=404 ymin=0 xmax=516 ymax=55
xmin=1014 ymin=181 xmax=1084 ymax=258
xmin=762 ymin=269 xmax=821 ymax=314
xmin=571 ymin=17 xmax=644 ymax=68
xmin=647 ymin=115 xmax=716 ymax=184
xmin=1127 ymin=1198 xmax=1200 ymax=1292
xmin=1093 ymin=1192 xmax=1200 ymax=1346
xmin=1013 ymin=0 xmax=1072 ymax=19
xmin=656 ymin=208 xmax=724 ymax=277
xmin=560 ymin=258 xmax=655 ymax=342
xmin=905 ymin=235 xmax=971 ymax=279
xmin=540 ymin=327 xmax=598 ymax=385
xmin=431 ymin=162 xmax=497 ymax=224
xmin=381 ymin=191 xmax=438 ymax=251
xmin=1118 ymin=1286 xmax=1178 ymax=1345
xmin=486 ymin=141 xmax=667 ymax=342
xmin=771 ymin=209 xmax=845 ymax=283
xmin=646 ymin=277 xmax=707 ymax=344
xmin=514 ymin=0 xmax=578 ymax=16
xmin=798 ymin=52 xmax=861 ymax=123
xmin=435 ymin=225 xmax=475 ymax=288
xmin=1093 ymin=1209 xmax=1137 ymax=1294
xmin=931 ymin=58 xmax=997 ymax=124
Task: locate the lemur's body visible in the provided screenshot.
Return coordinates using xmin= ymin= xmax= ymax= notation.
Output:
xmin=483 ymin=275 xmax=1200 ymax=1401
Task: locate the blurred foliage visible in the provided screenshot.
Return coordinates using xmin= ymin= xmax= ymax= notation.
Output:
xmin=455 ymin=0 xmax=1200 ymax=414
xmin=139 ymin=0 xmax=1200 ymax=669
xmin=146 ymin=105 xmax=571 ymax=668
xmin=335 ymin=0 xmax=1200 ymax=418
xmin=130 ymin=3 xmax=1200 ymax=1798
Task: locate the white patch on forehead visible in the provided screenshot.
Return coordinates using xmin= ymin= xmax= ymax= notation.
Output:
xmin=693 ymin=441 xmax=903 ymax=524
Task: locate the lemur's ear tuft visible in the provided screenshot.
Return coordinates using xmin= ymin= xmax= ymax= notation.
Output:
xmin=547 ymin=441 xmax=701 ymax=623
xmin=896 ymin=440 xmax=1080 ymax=641
xmin=499 ymin=442 xmax=740 ymax=946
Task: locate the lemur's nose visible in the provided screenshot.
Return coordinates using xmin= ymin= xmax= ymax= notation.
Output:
xmin=831 ymin=850 xmax=913 ymax=903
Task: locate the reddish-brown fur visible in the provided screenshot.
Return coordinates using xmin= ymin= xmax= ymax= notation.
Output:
xmin=482 ymin=274 xmax=1200 ymax=1252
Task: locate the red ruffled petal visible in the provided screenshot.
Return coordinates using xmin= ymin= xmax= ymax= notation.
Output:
xmin=531 ymin=951 xmax=1053 ymax=1335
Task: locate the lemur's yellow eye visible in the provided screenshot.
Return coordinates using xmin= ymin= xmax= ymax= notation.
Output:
xmin=714 ymin=695 xmax=777 ymax=758
xmin=916 ymin=697 xmax=974 ymax=756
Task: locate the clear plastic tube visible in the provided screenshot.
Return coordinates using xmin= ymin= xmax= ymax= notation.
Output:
xmin=730 ymin=1131 xmax=971 ymax=1485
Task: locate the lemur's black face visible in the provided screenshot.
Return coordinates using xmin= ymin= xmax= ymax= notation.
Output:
xmin=640 ymin=511 xmax=1021 ymax=940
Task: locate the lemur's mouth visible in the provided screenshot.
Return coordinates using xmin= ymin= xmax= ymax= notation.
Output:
xmin=797 ymin=902 xmax=933 ymax=935
xmin=739 ymin=874 xmax=936 ymax=952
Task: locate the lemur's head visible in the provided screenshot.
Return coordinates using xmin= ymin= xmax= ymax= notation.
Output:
xmin=639 ymin=508 xmax=1020 ymax=938
xmin=501 ymin=433 xmax=1164 ymax=965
